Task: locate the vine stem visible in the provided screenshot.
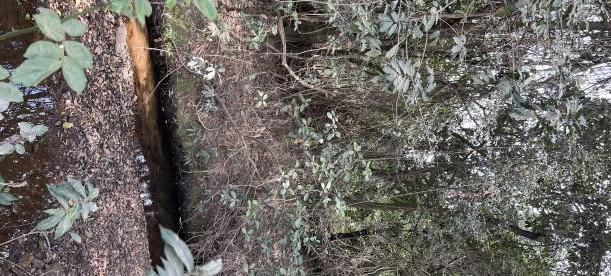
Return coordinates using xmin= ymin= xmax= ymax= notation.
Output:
xmin=0 ymin=3 xmax=109 ymax=41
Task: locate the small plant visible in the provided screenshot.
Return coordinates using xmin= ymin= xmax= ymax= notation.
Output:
xmin=35 ymin=179 xmax=99 ymax=239
xmin=202 ymin=85 xmax=218 ymax=112
xmin=148 ymin=225 xmax=222 ymax=276
xmin=0 ymin=176 xmax=17 ymax=206
xmin=255 ymin=90 xmax=268 ymax=108
xmin=0 ymin=122 xmax=48 ymax=155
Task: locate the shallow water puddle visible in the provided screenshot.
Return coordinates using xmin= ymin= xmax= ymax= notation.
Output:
xmin=0 ymin=0 xmax=57 ymax=244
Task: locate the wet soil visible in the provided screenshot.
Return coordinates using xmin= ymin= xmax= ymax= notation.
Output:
xmin=0 ymin=0 xmax=151 ymax=274
xmin=0 ymin=0 xmax=56 ymax=254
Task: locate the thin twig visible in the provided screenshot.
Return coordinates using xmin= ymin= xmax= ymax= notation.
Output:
xmin=277 ymin=18 xmax=331 ymax=95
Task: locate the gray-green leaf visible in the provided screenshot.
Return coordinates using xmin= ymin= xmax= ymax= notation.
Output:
xmin=24 ymin=41 xmax=62 ymax=59
xmin=62 ymin=57 xmax=87 ymax=93
xmin=18 ymin=122 xmax=48 ymax=142
xmin=110 ymin=0 xmax=134 ymax=17
xmin=160 ymin=226 xmax=194 ymax=271
xmin=34 ymin=8 xmax=65 ymax=41
xmin=0 ymin=99 xmax=8 ymax=112
xmin=135 ymin=0 xmax=153 ymax=26
xmin=162 ymin=245 xmax=184 ymax=275
xmin=0 ymin=192 xmax=17 ymax=206
xmin=0 ymin=143 xmax=14 ymax=155
xmin=35 ymin=213 xmax=65 ymax=230
xmin=63 ymin=41 xmax=93 ymax=69
xmin=165 ymin=0 xmax=177 ymax=9
xmin=80 ymin=202 xmax=98 ymax=220
xmin=198 ymin=259 xmax=223 ymax=275
xmin=11 ymin=57 xmax=62 ymax=86
xmin=193 ymin=0 xmax=218 ymax=20
xmin=68 ymin=179 xmax=87 ymax=198
xmin=68 ymin=231 xmax=82 ymax=243
xmin=0 ymin=67 xmax=9 ymax=80
xmin=51 ymin=183 xmax=82 ymax=201
xmin=14 ymin=144 xmax=25 ymax=155
xmin=0 ymin=83 xmax=23 ymax=103
xmin=62 ymin=19 xmax=88 ymax=37
xmin=54 ymin=208 xmax=77 ymax=238
xmin=47 ymin=185 xmax=70 ymax=208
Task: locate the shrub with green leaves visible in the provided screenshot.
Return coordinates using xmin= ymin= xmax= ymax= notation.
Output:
xmin=35 ymin=179 xmax=99 ymax=238
xmin=148 ymin=226 xmax=222 ymax=276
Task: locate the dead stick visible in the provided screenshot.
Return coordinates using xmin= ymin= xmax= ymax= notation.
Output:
xmin=277 ymin=18 xmax=331 ymax=95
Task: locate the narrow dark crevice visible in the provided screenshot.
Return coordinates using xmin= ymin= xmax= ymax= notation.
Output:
xmin=133 ymin=6 xmax=186 ymax=266
xmin=146 ymin=3 xmax=196 ymax=244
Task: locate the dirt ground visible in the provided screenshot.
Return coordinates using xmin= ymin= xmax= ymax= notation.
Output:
xmin=0 ymin=1 xmax=150 ymax=274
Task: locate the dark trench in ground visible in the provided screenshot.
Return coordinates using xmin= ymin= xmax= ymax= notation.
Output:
xmin=135 ymin=5 xmax=186 ymax=266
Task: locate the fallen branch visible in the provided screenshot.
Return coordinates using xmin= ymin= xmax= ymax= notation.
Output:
xmin=277 ymin=18 xmax=331 ymax=95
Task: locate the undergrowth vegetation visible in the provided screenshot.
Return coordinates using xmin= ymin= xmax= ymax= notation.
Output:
xmin=164 ymin=0 xmax=611 ymax=274
xmin=1 ymin=0 xmax=610 ymax=274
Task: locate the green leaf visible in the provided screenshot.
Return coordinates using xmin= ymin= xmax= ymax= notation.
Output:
xmin=52 ymin=183 xmax=82 ymax=201
xmin=62 ymin=57 xmax=87 ymax=93
xmin=0 ymin=99 xmax=10 ymax=113
xmin=80 ymin=202 xmax=98 ymax=220
xmin=54 ymin=208 xmax=77 ymax=238
xmin=35 ymin=213 xmax=65 ymax=230
xmin=86 ymin=182 xmax=99 ymax=200
xmin=14 ymin=144 xmax=25 ymax=155
xmin=44 ymin=208 xmax=66 ymax=216
xmin=155 ymin=267 xmax=168 ymax=276
xmin=198 ymin=259 xmax=223 ymax=275
xmin=62 ymin=19 xmax=88 ymax=37
xmin=162 ymin=245 xmax=183 ymax=275
xmin=385 ymin=43 xmax=400 ymax=59
xmin=34 ymin=8 xmax=65 ymax=41
xmin=135 ymin=0 xmax=153 ymax=26
xmin=193 ymin=0 xmax=218 ymax=20
xmin=0 ymin=143 xmax=14 ymax=155
xmin=110 ymin=0 xmax=134 ymax=17
xmin=24 ymin=41 xmax=62 ymax=59
xmin=63 ymin=41 xmax=93 ymax=69
xmin=160 ymin=226 xmax=194 ymax=271
xmin=166 ymin=0 xmax=177 ymax=9
xmin=18 ymin=122 xmax=48 ymax=142
xmin=47 ymin=185 xmax=70 ymax=208
xmin=0 ymin=83 xmax=23 ymax=103
xmin=68 ymin=231 xmax=82 ymax=243
xmin=0 ymin=192 xmax=17 ymax=206
xmin=0 ymin=67 xmax=9 ymax=80
xmin=68 ymin=179 xmax=87 ymax=198
xmin=11 ymin=57 xmax=62 ymax=86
